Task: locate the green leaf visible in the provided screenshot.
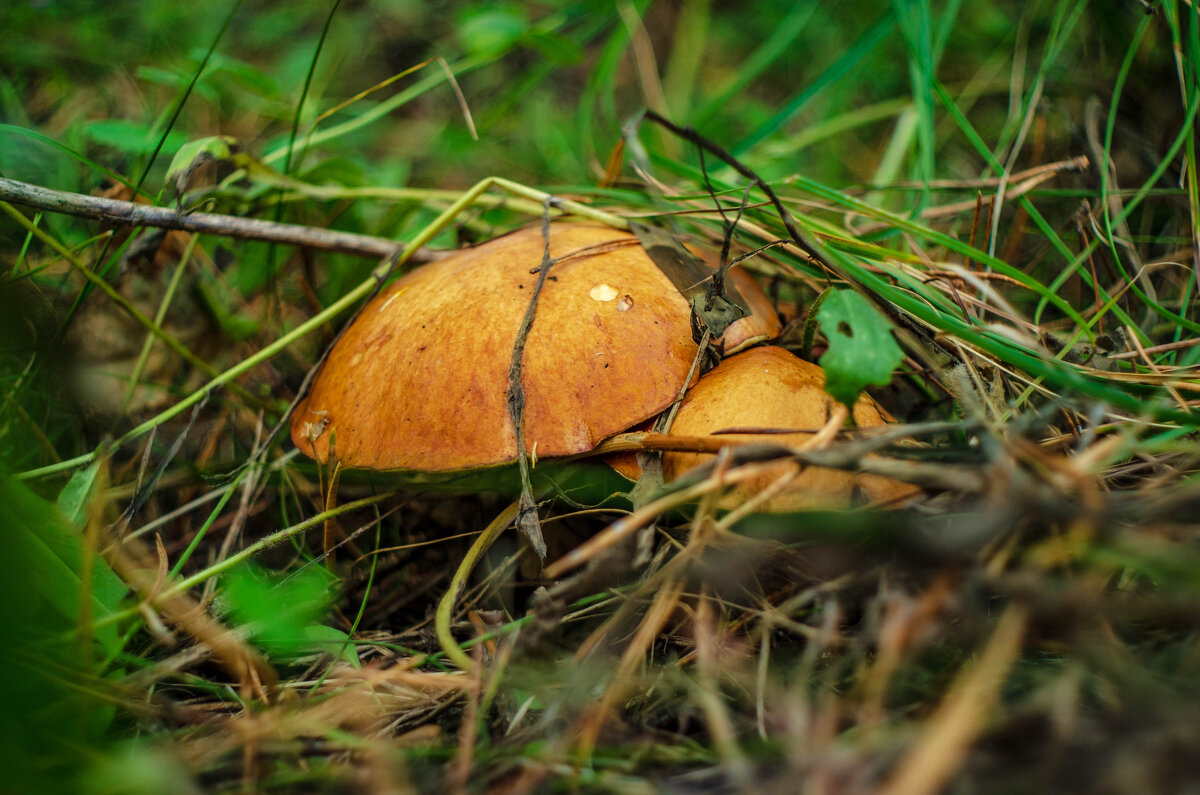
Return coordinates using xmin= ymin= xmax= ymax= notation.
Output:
xmin=457 ymin=7 xmax=528 ymax=56
xmin=0 ymin=123 xmax=133 ymax=187
xmin=0 ymin=470 xmax=119 ymax=792
xmin=83 ymin=742 xmax=199 ymax=795
xmin=301 ymin=625 xmax=360 ymax=668
xmin=56 ymin=458 xmax=103 ymax=527
xmin=83 ymin=119 xmax=186 ymax=156
xmin=816 ymin=289 xmax=904 ymax=408
xmin=222 ymin=563 xmax=339 ymax=661
xmin=165 ymin=135 xmax=235 ymax=191
xmin=1 ymin=471 xmax=127 ymax=653
xmin=135 ymin=65 xmax=220 ymax=104
xmin=526 ymin=31 xmax=584 ymax=65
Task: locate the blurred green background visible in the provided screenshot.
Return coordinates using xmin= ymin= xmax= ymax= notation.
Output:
xmin=2 ymin=0 xmax=1178 ymax=195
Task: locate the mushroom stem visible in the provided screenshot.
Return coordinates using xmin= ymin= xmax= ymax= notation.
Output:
xmin=435 ymin=498 xmax=522 ymax=673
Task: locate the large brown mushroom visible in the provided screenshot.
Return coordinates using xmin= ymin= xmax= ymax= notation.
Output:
xmin=611 ymin=345 xmax=918 ymax=510
xmin=291 ymin=222 xmax=779 ymax=473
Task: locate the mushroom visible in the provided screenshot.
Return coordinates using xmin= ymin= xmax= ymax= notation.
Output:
xmin=291 ymin=222 xmax=780 ymax=473
xmin=610 ymin=345 xmax=918 ymax=510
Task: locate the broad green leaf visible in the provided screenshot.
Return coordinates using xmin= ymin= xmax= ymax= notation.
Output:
xmin=301 ymin=625 xmax=361 ymax=668
xmin=83 ymin=742 xmax=198 ymax=795
xmin=817 ymin=289 xmax=904 ymax=408
xmin=135 ymin=65 xmax=220 ymax=104
xmin=1 ymin=472 xmax=126 ymax=653
xmin=0 ymin=471 xmax=120 ymax=792
xmin=222 ymin=563 xmax=339 ymax=662
xmin=457 ymin=7 xmax=528 ymax=56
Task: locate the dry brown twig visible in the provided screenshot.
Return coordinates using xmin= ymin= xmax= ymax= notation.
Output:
xmin=0 ymin=176 xmax=439 ymax=261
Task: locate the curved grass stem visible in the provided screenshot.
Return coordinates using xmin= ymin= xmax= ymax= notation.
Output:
xmin=435 ymin=498 xmax=521 ymax=673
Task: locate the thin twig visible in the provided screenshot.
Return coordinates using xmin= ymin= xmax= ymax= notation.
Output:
xmin=0 ymin=176 xmax=428 ymax=260
xmin=505 ymin=200 xmax=559 ymax=559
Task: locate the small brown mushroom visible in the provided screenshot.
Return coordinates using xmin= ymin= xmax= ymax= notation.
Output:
xmin=612 ymin=345 xmax=918 ymax=510
xmin=292 ymin=222 xmax=779 ymax=472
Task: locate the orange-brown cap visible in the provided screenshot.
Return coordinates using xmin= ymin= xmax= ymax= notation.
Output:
xmin=614 ymin=345 xmax=917 ymax=509
xmin=722 ymin=267 xmax=782 ymax=353
xmin=292 ymin=223 xmax=778 ymax=472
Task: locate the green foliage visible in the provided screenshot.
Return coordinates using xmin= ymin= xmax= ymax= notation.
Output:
xmin=0 ymin=469 xmax=122 ymax=793
xmin=83 ymin=120 xmax=187 ymax=158
xmin=221 ymin=563 xmax=350 ymax=664
xmin=2 ymin=463 xmax=128 ymax=653
xmin=82 ymin=743 xmax=200 ymax=795
xmin=165 ymin=135 xmax=236 ymax=195
xmin=456 ymin=5 xmax=529 ymax=57
xmin=816 ymin=288 xmax=905 ymax=408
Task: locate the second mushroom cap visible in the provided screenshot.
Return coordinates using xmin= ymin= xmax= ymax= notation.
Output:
xmin=611 ymin=345 xmax=918 ymax=510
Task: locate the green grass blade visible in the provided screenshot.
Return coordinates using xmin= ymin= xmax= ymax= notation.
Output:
xmin=733 ymin=13 xmax=896 ymax=156
xmin=692 ymin=3 xmax=819 ymax=126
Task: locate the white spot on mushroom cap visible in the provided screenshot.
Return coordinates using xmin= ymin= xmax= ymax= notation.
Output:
xmin=589 ymin=283 xmax=619 ymax=301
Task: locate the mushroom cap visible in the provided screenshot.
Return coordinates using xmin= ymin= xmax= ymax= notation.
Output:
xmin=721 ymin=267 xmax=782 ymax=353
xmin=613 ymin=346 xmax=918 ymax=510
xmin=292 ymin=223 xmax=779 ymax=472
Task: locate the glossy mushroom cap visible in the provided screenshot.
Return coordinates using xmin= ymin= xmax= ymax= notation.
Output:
xmin=292 ymin=223 xmax=779 ymax=472
xmin=614 ymin=345 xmax=918 ymax=510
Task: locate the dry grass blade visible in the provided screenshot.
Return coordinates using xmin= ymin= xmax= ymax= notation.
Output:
xmin=173 ymin=664 xmax=466 ymax=780
xmin=881 ymin=606 xmax=1028 ymax=795
xmin=691 ymin=592 xmax=751 ymax=786
xmin=573 ymin=577 xmax=688 ymax=762
xmin=105 ymin=531 xmax=278 ymax=701
xmin=545 ymin=461 xmax=781 ymax=579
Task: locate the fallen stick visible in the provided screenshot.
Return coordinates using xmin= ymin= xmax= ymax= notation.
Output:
xmin=0 ymin=176 xmax=432 ymax=261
